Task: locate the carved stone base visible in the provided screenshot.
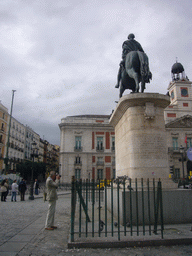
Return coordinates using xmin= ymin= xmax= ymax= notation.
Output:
xmin=110 ymin=93 xmax=171 ymax=181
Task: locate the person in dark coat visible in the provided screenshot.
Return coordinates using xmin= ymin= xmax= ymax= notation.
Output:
xmin=19 ymin=179 xmax=27 ymax=201
xmin=34 ymin=179 xmax=40 ymax=195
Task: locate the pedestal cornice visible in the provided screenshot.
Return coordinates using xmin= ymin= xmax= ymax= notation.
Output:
xmin=110 ymin=93 xmax=170 ymax=127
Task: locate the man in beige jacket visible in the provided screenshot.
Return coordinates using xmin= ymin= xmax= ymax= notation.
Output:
xmin=45 ymin=171 xmax=60 ymax=230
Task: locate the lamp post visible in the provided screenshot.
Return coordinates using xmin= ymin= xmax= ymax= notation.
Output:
xmin=179 ymin=145 xmax=186 ymax=180
xmin=4 ymin=90 xmax=16 ymax=173
xmin=29 ymin=141 xmax=38 ymax=200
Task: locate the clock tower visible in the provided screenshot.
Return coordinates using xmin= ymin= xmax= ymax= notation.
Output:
xmin=164 ymin=61 xmax=192 ymax=124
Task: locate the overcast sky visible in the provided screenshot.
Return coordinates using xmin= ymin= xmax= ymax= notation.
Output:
xmin=1 ymin=0 xmax=192 ymax=145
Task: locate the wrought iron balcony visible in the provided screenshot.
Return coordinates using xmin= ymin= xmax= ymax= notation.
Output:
xmin=96 ymin=146 xmax=104 ymax=152
xmin=74 ymin=146 xmax=83 ymax=152
xmin=168 ymin=147 xmax=187 ymax=153
xmin=96 ymin=161 xmax=104 ymax=166
xmin=74 ymin=161 xmax=82 ymax=166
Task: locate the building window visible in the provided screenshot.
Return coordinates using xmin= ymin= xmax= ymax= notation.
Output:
xmin=172 ymin=137 xmax=178 ymax=150
xmin=96 ymin=137 xmax=103 ymax=151
xmin=75 ymin=169 xmax=81 ymax=179
xmin=2 ymin=113 xmax=5 ymax=119
xmin=75 ymin=136 xmax=81 ymax=149
xmin=175 ymin=168 xmax=180 ymax=179
xmin=97 ymin=157 xmax=104 ymax=166
xmin=75 ymin=156 xmax=81 ymax=164
xmin=0 ymin=135 xmax=3 ymax=143
xmin=1 ymin=123 xmax=4 ymax=131
xmin=187 ymin=138 xmax=192 ymax=149
xmin=171 ymin=90 xmax=174 ymax=100
xmin=112 ymin=137 xmax=115 ymax=151
xmin=167 ymin=113 xmax=176 ymax=118
xmin=97 ymin=169 xmax=103 ymax=180
xmin=112 ymin=169 xmax=116 ymax=179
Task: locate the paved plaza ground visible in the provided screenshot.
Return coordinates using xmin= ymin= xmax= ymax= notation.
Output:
xmin=0 ymin=191 xmax=192 ymax=255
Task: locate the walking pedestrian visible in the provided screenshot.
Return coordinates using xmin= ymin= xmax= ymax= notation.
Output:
xmin=34 ymin=179 xmax=40 ymax=195
xmin=11 ymin=180 xmax=18 ymax=202
xmin=1 ymin=179 xmax=8 ymax=202
xmin=45 ymin=171 xmax=60 ymax=230
xmin=5 ymin=179 xmax=9 ymax=201
xmin=19 ymin=179 xmax=27 ymax=201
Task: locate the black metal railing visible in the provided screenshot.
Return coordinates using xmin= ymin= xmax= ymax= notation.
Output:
xmin=70 ymin=177 xmax=164 ymax=242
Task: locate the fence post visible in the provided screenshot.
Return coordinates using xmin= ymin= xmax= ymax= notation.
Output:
xmin=98 ymin=179 xmax=101 ymax=237
xmin=147 ymin=178 xmax=151 ymax=235
xmin=141 ymin=178 xmax=145 ymax=235
xmin=86 ymin=179 xmax=88 ymax=237
xmin=111 ymin=179 xmax=114 ymax=236
xmin=92 ymin=179 xmax=95 ymax=237
xmin=123 ymin=178 xmax=126 ymax=236
xmin=129 ymin=178 xmax=133 ymax=236
xmin=135 ymin=178 xmax=139 ymax=236
xmin=154 ymin=179 xmax=160 ymax=235
xmin=71 ymin=176 xmax=76 ymax=242
xmin=159 ymin=180 xmax=164 ymax=239
xmin=105 ymin=179 xmax=108 ymax=237
xmin=117 ymin=178 xmax=120 ymax=241
xmin=79 ymin=179 xmax=82 ymax=237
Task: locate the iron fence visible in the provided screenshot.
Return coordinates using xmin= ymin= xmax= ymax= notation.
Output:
xmin=71 ymin=177 xmax=164 ymax=242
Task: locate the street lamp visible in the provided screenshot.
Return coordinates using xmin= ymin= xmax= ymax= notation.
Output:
xmin=179 ymin=145 xmax=186 ymax=180
xmin=4 ymin=90 xmax=16 ymax=173
xmin=29 ymin=141 xmax=38 ymax=200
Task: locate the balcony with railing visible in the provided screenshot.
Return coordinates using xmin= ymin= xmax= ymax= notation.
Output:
xmin=74 ymin=146 xmax=83 ymax=152
xmin=74 ymin=161 xmax=82 ymax=166
xmin=168 ymin=147 xmax=187 ymax=153
xmin=96 ymin=146 xmax=104 ymax=152
xmin=96 ymin=161 xmax=104 ymax=166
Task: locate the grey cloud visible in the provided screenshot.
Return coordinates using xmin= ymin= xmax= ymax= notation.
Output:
xmin=1 ymin=0 xmax=192 ymax=145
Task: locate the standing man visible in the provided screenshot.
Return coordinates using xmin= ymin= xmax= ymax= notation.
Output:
xmin=19 ymin=179 xmax=27 ymax=201
xmin=34 ymin=179 xmax=39 ymax=195
xmin=45 ymin=171 xmax=60 ymax=230
xmin=11 ymin=180 xmax=18 ymax=202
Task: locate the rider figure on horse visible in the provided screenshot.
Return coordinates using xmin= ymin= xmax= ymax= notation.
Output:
xmin=115 ymin=33 xmax=145 ymax=88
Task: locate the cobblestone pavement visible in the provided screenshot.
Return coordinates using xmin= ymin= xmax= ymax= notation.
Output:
xmin=0 ymin=193 xmax=192 ymax=255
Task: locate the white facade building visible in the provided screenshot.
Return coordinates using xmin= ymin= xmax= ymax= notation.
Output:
xmin=7 ymin=117 xmax=25 ymax=171
xmin=59 ymin=115 xmax=115 ymax=183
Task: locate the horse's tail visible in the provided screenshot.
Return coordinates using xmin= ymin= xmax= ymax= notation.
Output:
xmin=137 ymin=51 xmax=152 ymax=83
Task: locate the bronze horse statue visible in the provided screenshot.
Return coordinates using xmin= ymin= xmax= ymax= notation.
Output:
xmin=119 ymin=51 xmax=152 ymax=98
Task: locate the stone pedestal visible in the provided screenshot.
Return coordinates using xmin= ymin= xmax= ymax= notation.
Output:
xmin=110 ymin=93 xmax=170 ymax=180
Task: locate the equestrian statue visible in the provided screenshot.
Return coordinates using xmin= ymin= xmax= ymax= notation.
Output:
xmin=115 ymin=33 xmax=152 ymax=98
